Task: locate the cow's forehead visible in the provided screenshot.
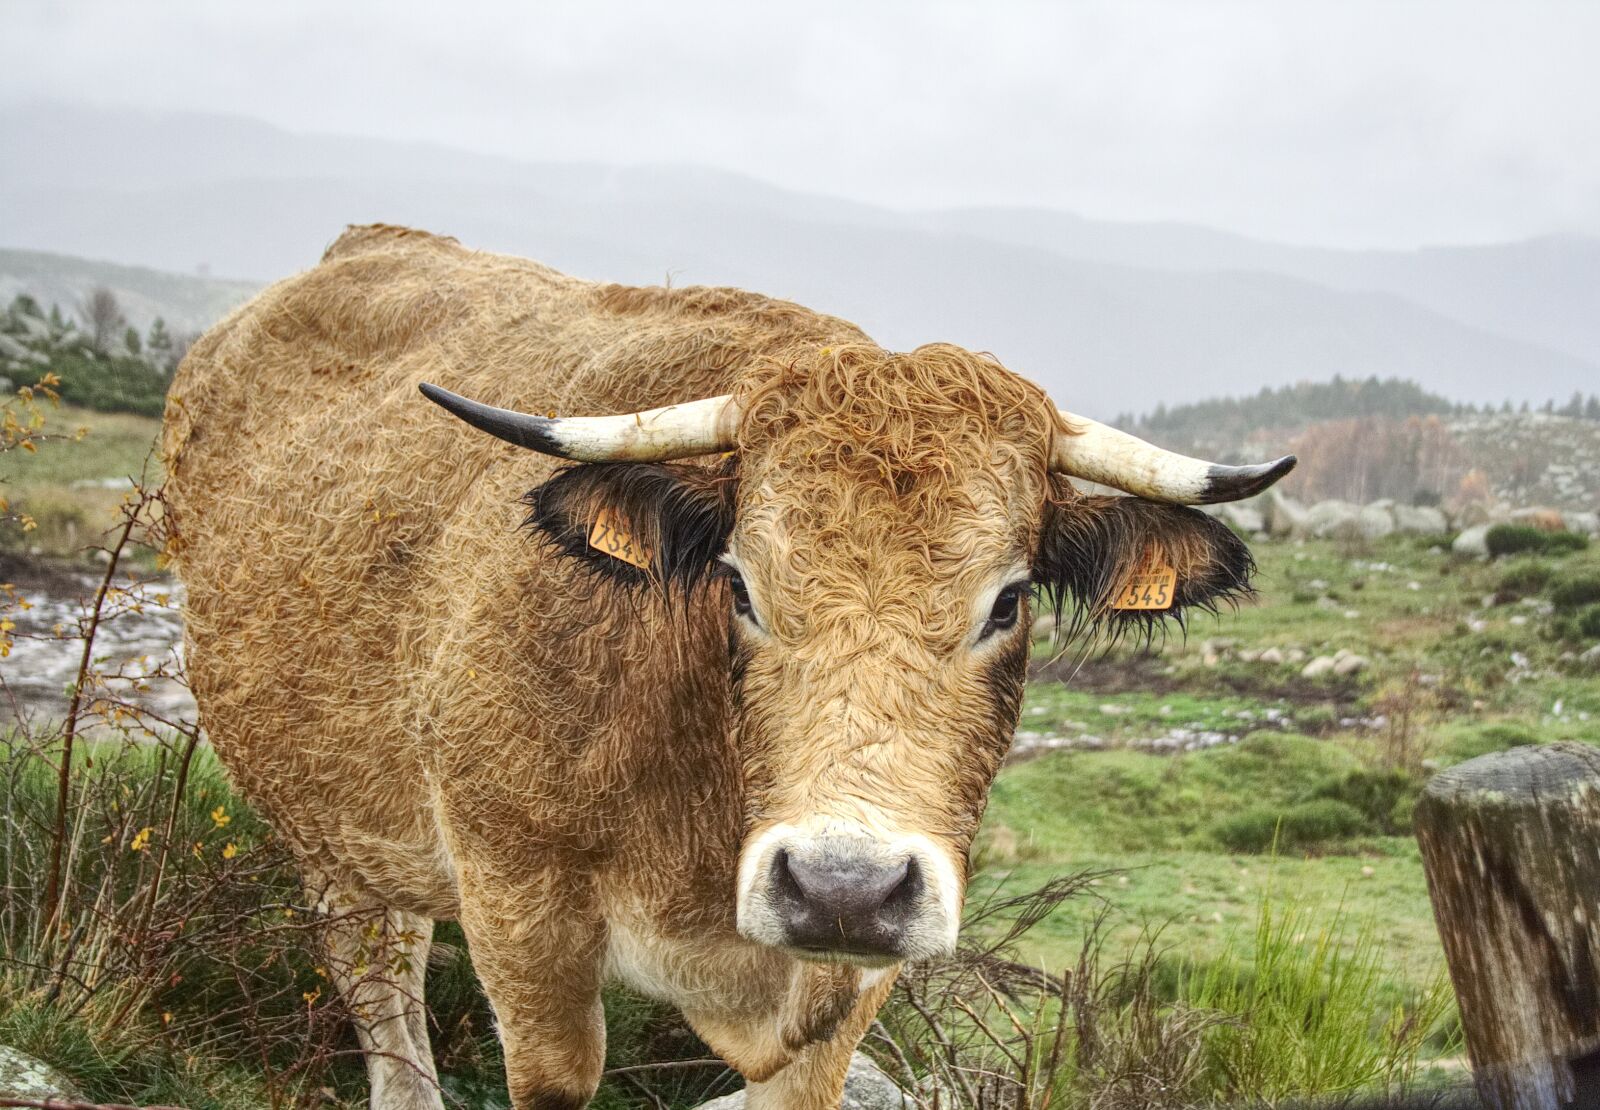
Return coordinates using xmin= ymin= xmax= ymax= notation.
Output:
xmin=723 ymin=346 xmax=1056 ymax=649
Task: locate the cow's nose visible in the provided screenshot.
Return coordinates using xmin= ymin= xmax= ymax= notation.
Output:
xmin=770 ymin=845 xmax=921 ymax=956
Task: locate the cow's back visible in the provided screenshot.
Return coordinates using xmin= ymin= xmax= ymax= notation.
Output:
xmin=164 ymin=225 xmax=863 ymax=911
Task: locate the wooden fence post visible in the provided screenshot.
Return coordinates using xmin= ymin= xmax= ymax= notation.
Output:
xmin=1415 ymin=741 xmax=1600 ymax=1110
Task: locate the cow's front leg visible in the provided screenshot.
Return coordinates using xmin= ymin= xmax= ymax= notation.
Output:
xmin=457 ymin=866 xmax=606 ymax=1110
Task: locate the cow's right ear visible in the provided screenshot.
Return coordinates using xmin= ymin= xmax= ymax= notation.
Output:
xmin=521 ymin=459 xmax=738 ymax=592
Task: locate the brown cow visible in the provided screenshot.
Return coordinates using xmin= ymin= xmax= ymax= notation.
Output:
xmin=162 ymin=225 xmax=1292 ymax=1109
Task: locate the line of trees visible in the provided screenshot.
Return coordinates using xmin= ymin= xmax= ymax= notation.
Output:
xmin=2 ymin=288 xmax=197 ymax=416
xmin=1117 ymin=376 xmax=1600 ymax=443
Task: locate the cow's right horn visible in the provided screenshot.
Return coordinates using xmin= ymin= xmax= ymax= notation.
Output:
xmin=419 ymin=383 xmax=740 ymax=462
xmin=1051 ymin=409 xmax=1296 ymax=505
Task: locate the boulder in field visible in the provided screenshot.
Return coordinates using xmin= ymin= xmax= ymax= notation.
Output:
xmin=1262 ymin=489 xmax=1306 ymax=537
xmin=1393 ymin=504 xmax=1449 ymax=535
xmin=1356 ymin=504 xmax=1395 ymax=540
xmin=0 ymin=1045 xmax=81 ymax=1100
xmin=1453 ymin=524 xmax=1492 ymax=558
xmin=1567 ymin=511 xmax=1599 ymax=536
xmin=1299 ymin=500 xmax=1359 ymax=539
xmin=1217 ymin=503 xmax=1265 ymax=535
xmin=693 ymin=1053 xmax=905 ymax=1110
xmin=1302 ymin=655 xmax=1337 ymax=678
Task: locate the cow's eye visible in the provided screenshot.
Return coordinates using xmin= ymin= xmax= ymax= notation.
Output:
xmin=979 ymin=583 xmax=1027 ymax=642
xmin=728 ymin=571 xmax=755 ymax=620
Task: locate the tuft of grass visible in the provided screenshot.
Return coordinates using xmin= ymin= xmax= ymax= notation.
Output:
xmin=1549 ymin=570 xmax=1600 ymax=612
xmin=1210 ymin=799 xmax=1366 ymax=854
xmin=1486 ymin=524 xmax=1588 ymax=558
xmin=1181 ymin=892 xmax=1455 ymax=1104
xmin=1495 ymin=556 xmax=1553 ymax=598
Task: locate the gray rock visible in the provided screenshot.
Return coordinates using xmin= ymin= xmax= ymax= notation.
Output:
xmin=1257 ymin=647 xmax=1284 ymax=665
xmin=1261 ymin=489 xmax=1306 ymax=537
xmin=693 ymin=1053 xmax=906 ymax=1110
xmin=1566 ymin=511 xmax=1599 ymax=536
xmin=1332 ymin=653 xmax=1369 ymax=677
xmin=1452 ymin=524 xmax=1492 ymax=558
xmin=1356 ymin=504 xmax=1395 ymax=540
xmin=0 ymin=1044 xmax=81 ymax=1099
xmin=1217 ymin=503 xmax=1265 ymax=534
xmin=1299 ymin=500 xmax=1359 ymax=539
xmin=1301 ymin=655 xmax=1337 ymax=678
xmin=1392 ymin=504 xmax=1449 ymax=535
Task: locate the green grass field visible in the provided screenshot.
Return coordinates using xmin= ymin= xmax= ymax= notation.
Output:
xmin=4 ymin=405 xmax=1597 ymax=1104
xmin=0 ymin=405 xmax=164 ymax=558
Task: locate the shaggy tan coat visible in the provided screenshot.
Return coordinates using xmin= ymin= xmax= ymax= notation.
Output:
xmin=164 ymin=225 xmax=1253 ymax=1109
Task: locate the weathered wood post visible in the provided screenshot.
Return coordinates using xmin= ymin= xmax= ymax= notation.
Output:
xmin=1415 ymin=741 xmax=1600 ymax=1110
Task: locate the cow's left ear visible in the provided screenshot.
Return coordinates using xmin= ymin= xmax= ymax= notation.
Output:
xmin=522 ymin=459 xmax=738 ymax=591
xmin=1033 ymin=486 xmax=1257 ymax=640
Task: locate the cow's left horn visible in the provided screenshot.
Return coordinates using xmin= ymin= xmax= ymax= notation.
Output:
xmin=1051 ymin=410 xmax=1296 ymax=505
xmin=419 ymin=383 xmax=739 ymax=462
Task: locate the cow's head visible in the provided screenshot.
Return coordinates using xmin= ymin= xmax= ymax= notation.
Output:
xmin=421 ymin=344 xmax=1291 ymax=966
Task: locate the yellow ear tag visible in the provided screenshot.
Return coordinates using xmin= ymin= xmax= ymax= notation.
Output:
xmin=1111 ymin=562 xmax=1177 ymax=611
xmin=588 ymin=508 xmax=654 ymax=570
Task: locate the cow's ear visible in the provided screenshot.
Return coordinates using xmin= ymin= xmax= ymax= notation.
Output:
xmin=1033 ymin=485 xmax=1256 ymax=642
xmin=522 ymin=459 xmax=737 ymax=591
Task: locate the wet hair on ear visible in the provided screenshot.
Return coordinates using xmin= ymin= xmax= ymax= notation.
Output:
xmin=522 ymin=458 xmax=738 ymax=593
xmin=1033 ymin=483 xmax=1257 ymax=644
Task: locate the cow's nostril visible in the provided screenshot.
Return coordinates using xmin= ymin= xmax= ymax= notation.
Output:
xmin=768 ymin=844 xmax=921 ymax=957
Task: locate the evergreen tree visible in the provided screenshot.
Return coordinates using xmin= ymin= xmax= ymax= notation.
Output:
xmin=124 ymin=325 xmax=142 ymax=356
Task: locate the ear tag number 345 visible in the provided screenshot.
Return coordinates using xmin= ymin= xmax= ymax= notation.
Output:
xmin=1112 ymin=564 xmax=1177 ymax=611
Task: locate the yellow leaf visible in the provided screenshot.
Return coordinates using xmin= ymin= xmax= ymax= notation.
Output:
xmin=222 ymin=842 xmax=238 ymax=859
xmin=130 ymin=826 xmax=153 ymax=852
xmin=20 ymin=440 xmax=36 ymax=453
xmin=211 ymin=806 xmax=230 ymax=828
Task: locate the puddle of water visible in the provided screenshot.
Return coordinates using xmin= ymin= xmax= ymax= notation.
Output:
xmin=1 ymin=563 xmax=193 ymax=730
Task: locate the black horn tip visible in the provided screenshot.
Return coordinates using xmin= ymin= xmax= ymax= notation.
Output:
xmin=418 ymin=381 xmax=566 ymax=456
xmin=1198 ymin=454 xmax=1297 ymax=504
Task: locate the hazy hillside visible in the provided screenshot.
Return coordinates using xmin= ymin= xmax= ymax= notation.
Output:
xmin=925 ymin=208 xmax=1600 ymax=365
xmin=3 ymin=103 xmax=1596 ymax=416
xmin=0 ymin=248 xmax=257 ymax=333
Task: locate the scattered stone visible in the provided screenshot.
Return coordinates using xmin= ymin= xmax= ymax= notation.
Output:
xmin=1356 ymin=504 xmax=1395 ymax=540
xmin=1262 ymin=489 xmax=1306 ymax=537
xmin=1301 ymin=655 xmax=1337 ymax=678
xmin=1393 ymin=504 xmax=1449 ymax=535
xmin=1332 ymin=653 xmax=1369 ymax=677
xmin=1568 ymin=511 xmax=1599 ymax=536
xmin=694 ymin=1053 xmax=905 ymax=1110
xmin=1217 ymin=503 xmax=1265 ymax=534
xmin=1258 ymin=647 xmax=1284 ymax=665
xmin=1299 ymin=500 xmax=1360 ymax=539
xmin=0 ymin=1045 xmax=81 ymax=1100
xmin=1452 ymin=524 xmax=1492 ymax=558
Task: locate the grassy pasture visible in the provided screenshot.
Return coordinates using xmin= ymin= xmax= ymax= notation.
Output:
xmin=3 ymin=403 xmax=1598 ymax=1104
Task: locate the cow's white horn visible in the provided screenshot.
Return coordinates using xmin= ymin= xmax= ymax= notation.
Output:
xmin=420 ymin=383 xmax=740 ymax=462
xmin=1051 ymin=410 xmax=1296 ymax=504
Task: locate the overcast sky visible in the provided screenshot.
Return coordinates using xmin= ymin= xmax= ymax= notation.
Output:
xmin=5 ymin=0 xmax=1597 ymax=248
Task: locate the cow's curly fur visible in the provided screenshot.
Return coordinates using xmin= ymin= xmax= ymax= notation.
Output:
xmin=163 ymin=225 xmax=1258 ymax=1110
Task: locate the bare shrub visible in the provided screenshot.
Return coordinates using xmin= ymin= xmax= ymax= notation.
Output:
xmin=77 ymin=289 xmax=125 ymax=356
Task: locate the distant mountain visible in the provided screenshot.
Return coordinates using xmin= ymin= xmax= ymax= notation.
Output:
xmin=2 ymin=103 xmax=1595 ymax=417
xmin=922 ymin=208 xmax=1600 ymax=365
xmin=0 ymin=248 xmax=257 ymax=334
